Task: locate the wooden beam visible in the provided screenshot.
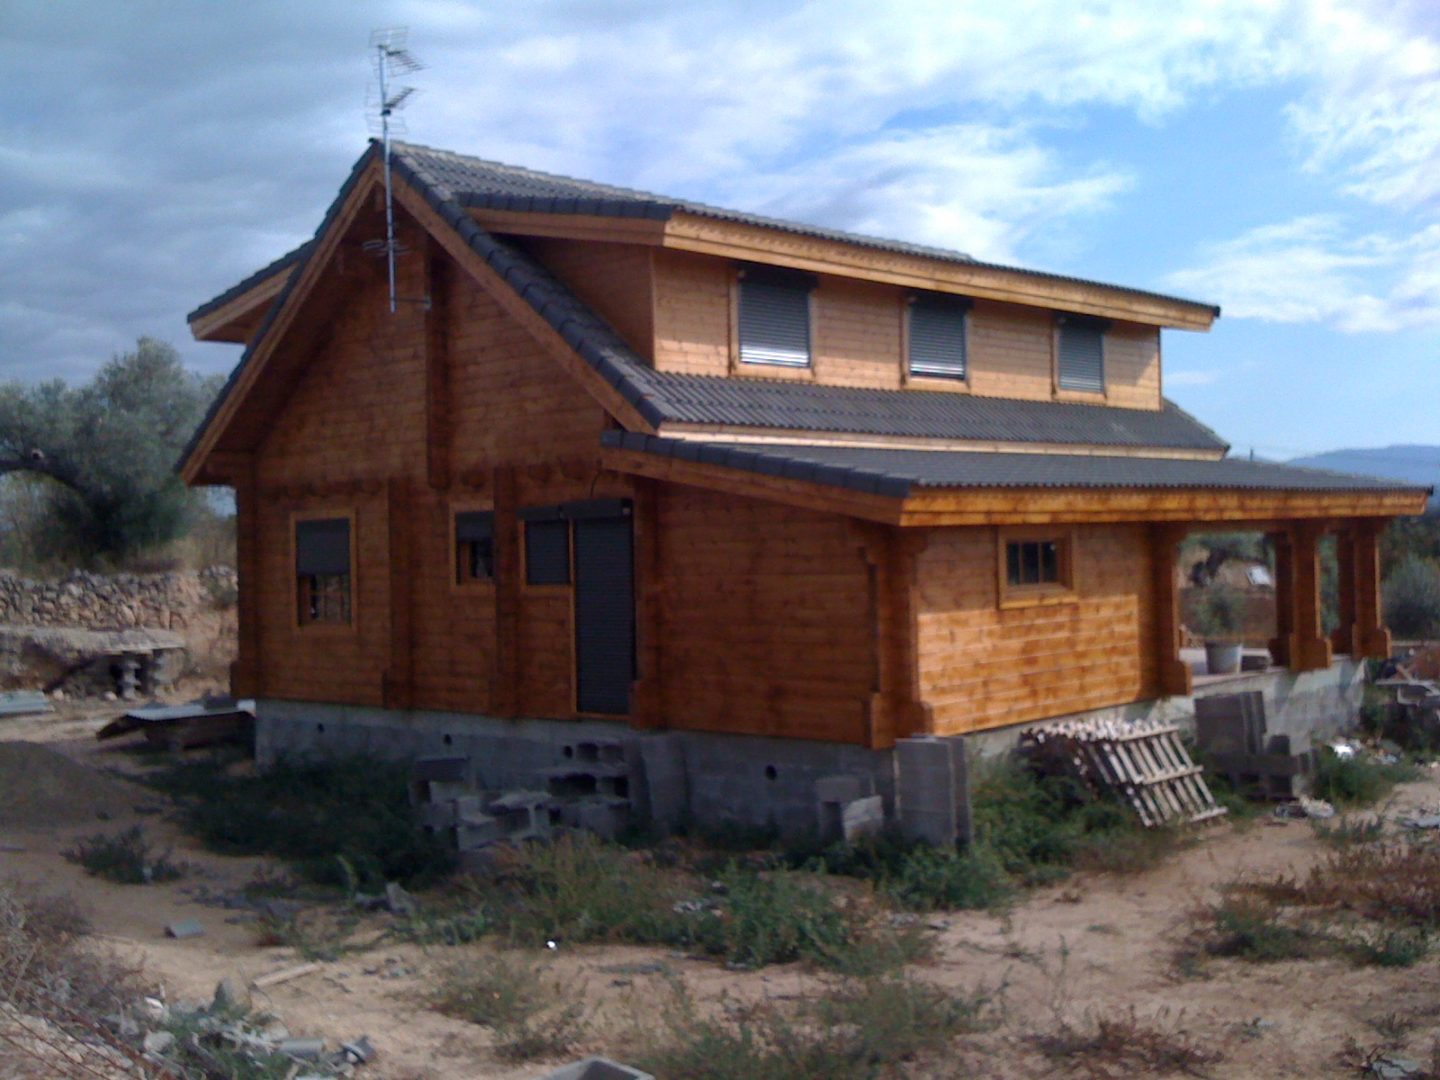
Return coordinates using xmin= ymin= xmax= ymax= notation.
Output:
xmin=466 ymin=208 xmax=669 ymax=246
xmin=1353 ymin=519 xmax=1391 ymax=659
xmin=1151 ymin=524 xmax=1193 ymax=697
xmin=390 ymin=181 xmax=657 ymax=435
xmin=382 ymin=477 xmax=415 ymax=709
xmin=424 ymin=249 xmax=452 ymax=491
xmin=492 ymin=465 xmax=521 ymax=717
xmin=1270 ymin=528 xmax=1296 ymax=667
xmin=230 ymin=454 xmax=261 ymax=699
xmin=657 ymin=423 xmax=1228 ymax=461
xmin=1331 ymin=528 xmax=1357 ymax=655
xmin=854 ymin=525 xmax=931 ymax=748
xmin=664 ymin=213 xmax=1219 ymax=331
xmin=189 ymin=268 xmax=290 ymax=343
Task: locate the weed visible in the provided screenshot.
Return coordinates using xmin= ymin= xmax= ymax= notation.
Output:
xmin=883 ymin=843 xmax=1013 ymax=912
xmin=1312 ymin=748 xmax=1420 ymax=807
xmin=1345 ymin=925 xmax=1431 ymax=968
xmin=431 ymin=952 xmax=587 ymax=1063
xmin=1248 ymin=843 xmax=1440 ymax=926
xmin=634 ymin=971 xmax=991 ymax=1079
xmin=396 ymin=905 xmax=490 ymax=946
xmin=143 ymin=753 xmax=455 ymax=890
xmin=691 ymin=865 xmax=857 ymax=968
xmin=1197 ymin=896 xmax=1331 ymax=962
xmin=62 ymin=825 xmax=185 ymax=884
xmin=1311 ymin=815 xmax=1386 ymax=848
xmin=1033 ymin=1008 xmax=1222 ymax=1078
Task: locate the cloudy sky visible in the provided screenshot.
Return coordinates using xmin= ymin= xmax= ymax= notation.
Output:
xmin=2 ymin=0 xmax=1436 ymax=458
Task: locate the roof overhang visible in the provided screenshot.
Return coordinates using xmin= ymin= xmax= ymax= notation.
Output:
xmin=599 ymin=433 xmax=1430 ymax=527
xmin=464 ymin=206 xmax=1218 ymax=332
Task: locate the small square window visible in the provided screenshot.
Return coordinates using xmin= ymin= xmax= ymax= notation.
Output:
xmin=999 ymin=530 xmax=1074 ymax=606
xmin=295 ymin=517 xmax=351 ymax=625
xmin=454 ymin=510 xmax=495 ymax=585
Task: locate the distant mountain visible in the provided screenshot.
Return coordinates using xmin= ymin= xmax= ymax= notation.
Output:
xmin=1287 ymin=445 xmax=1440 ymax=499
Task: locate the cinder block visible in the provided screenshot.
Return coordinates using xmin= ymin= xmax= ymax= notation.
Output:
xmin=896 ymin=736 xmax=971 ymax=847
xmin=539 ymin=1056 xmax=654 ymax=1080
xmin=815 ymin=774 xmax=869 ymax=805
xmin=841 ymin=795 xmax=884 ymax=841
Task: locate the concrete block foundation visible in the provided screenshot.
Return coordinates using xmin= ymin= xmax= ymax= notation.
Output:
xmin=253 ymin=658 xmax=1365 ymax=841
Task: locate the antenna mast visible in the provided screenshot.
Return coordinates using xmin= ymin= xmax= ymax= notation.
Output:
xmin=367 ymin=28 xmax=423 ymax=314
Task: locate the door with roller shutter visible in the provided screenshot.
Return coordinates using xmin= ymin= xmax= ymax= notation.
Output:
xmin=572 ymin=505 xmax=635 ymax=715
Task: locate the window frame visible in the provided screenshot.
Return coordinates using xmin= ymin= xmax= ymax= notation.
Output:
xmin=996 ymin=527 xmax=1077 ymax=609
xmin=292 ymin=510 xmax=357 ymax=631
xmin=734 ymin=265 xmax=817 ymax=373
xmin=904 ymin=293 xmax=972 ymax=386
xmin=450 ymin=504 xmax=497 ymax=592
xmin=1054 ymin=315 xmax=1108 ymax=397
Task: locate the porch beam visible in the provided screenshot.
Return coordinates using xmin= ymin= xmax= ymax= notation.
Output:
xmin=1291 ymin=522 xmax=1333 ymax=671
xmin=1354 ymin=519 xmax=1391 ymax=659
xmin=1151 ymin=524 xmax=1192 ymax=697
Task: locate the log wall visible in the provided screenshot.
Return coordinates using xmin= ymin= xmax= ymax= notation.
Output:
xmin=915 ymin=524 xmax=1159 ymax=734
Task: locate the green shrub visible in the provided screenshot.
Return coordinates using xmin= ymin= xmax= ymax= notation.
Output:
xmin=62 ymin=826 xmax=184 ymax=885
xmin=1384 ymin=555 xmax=1440 ymax=639
xmin=883 ymin=844 xmax=1012 ymax=911
xmin=692 ymin=866 xmax=856 ymax=968
xmin=144 ymin=754 xmax=454 ymax=891
xmin=1200 ymin=897 xmax=1330 ymax=962
xmin=1311 ymin=748 xmax=1419 ymax=807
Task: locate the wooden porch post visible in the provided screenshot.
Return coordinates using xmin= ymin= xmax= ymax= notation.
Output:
xmin=1269 ymin=529 xmax=1295 ymax=667
xmin=1151 ymin=524 xmax=1192 ymax=697
xmin=1292 ymin=522 xmax=1333 ymax=671
xmin=1354 ymin=519 xmax=1391 ymax=659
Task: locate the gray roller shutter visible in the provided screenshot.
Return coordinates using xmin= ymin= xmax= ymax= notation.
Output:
xmin=524 ymin=518 xmax=570 ymax=585
xmin=295 ymin=518 xmax=350 ymax=575
xmin=908 ymin=296 xmax=970 ymax=379
xmin=454 ymin=510 xmax=493 ymax=543
xmin=1058 ymin=319 xmax=1105 ymax=392
xmin=739 ymin=276 xmax=812 ymax=368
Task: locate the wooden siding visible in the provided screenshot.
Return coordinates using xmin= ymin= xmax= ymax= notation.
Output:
xmin=250 ymin=228 xmax=627 ymax=716
xmin=654 ymin=487 xmax=875 ymax=743
xmin=916 ymin=524 xmax=1158 ymax=735
xmin=520 ymin=238 xmax=656 ymax=362
xmin=649 ymin=253 xmax=1161 ymax=409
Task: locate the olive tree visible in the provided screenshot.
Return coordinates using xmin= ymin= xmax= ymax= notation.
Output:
xmin=0 ymin=338 xmax=223 ymax=564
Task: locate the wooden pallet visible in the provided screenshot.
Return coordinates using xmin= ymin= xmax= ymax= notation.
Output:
xmin=1025 ymin=723 xmax=1227 ymax=827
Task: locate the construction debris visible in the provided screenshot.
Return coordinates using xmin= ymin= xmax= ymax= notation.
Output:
xmin=540 ymin=1056 xmax=655 ymax=1080
xmin=1194 ymin=691 xmax=1321 ymax=801
xmin=0 ymin=689 xmax=53 ymax=717
xmin=96 ymin=696 xmax=255 ymax=749
xmin=252 ymin=961 xmax=323 ymax=989
xmin=1023 ymin=718 xmax=1226 ymax=826
xmin=164 ymin=919 xmax=205 ymax=939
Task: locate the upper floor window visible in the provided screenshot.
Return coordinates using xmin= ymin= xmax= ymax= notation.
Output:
xmin=907 ymin=295 xmax=970 ymax=381
xmin=1057 ymin=316 xmax=1106 ymax=393
xmin=295 ymin=516 xmax=351 ymax=625
xmin=738 ymin=266 xmax=815 ymax=368
xmin=454 ymin=509 xmax=495 ymax=585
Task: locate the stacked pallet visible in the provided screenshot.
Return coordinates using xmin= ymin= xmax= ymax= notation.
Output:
xmin=1023 ymin=718 xmax=1226 ymax=827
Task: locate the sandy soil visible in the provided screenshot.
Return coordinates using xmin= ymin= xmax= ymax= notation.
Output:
xmin=4 ymin=703 xmax=1440 ymax=1079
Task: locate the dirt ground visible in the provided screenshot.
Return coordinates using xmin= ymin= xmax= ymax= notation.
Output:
xmin=4 ymin=703 xmax=1440 ymax=1079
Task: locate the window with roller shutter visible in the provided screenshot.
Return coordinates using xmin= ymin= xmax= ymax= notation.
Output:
xmin=1057 ymin=316 xmax=1106 ymax=393
xmin=907 ymin=295 xmax=970 ymax=381
xmin=738 ymin=268 xmax=814 ymax=368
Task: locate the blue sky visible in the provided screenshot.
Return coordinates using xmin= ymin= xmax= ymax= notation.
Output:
xmin=2 ymin=0 xmax=1436 ymax=458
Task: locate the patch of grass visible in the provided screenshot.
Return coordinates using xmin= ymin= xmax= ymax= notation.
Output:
xmin=62 ymin=825 xmax=185 ymax=884
xmin=1346 ymin=924 xmax=1431 ymax=968
xmin=635 ymin=971 xmax=992 ymax=1080
xmin=431 ymin=951 xmax=587 ymax=1063
xmin=1311 ymin=747 xmax=1420 ymax=807
xmin=691 ymin=865 xmax=857 ymax=968
xmin=1032 ymin=1008 xmax=1223 ymax=1078
xmin=142 ymin=753 xmax=455 ymax=891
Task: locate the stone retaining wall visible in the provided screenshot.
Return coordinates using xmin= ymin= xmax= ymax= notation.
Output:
xmin=0 ymin=567 xmax=236 ymax=631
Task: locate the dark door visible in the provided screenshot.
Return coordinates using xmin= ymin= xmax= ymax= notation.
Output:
xmin=573 ymin=512 xmax=635 ymax=715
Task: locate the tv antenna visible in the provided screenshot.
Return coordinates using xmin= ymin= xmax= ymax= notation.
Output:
xmin=365 ymin=28 xmax=425 ymax=313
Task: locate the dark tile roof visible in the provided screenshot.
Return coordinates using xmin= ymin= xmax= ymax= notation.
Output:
xmin=187 ymin=241 xmax=312 ymax=322
xmin=182 ymin=142 xmax=1232 ymax=476
xmin=601 ymin=432 xmax=1434 ymax=500
xmin=392 ymin=141 xmax=1219 ymax=317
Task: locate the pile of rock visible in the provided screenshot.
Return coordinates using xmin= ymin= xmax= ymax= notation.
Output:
xmin=112 ymin=980 xmax=373 ymax=1078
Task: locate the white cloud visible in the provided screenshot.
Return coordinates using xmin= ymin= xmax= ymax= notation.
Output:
xmin=1165 ymin=370 xmax=1219 ymax=387
xmin=1166 ymin=216 xmax=1440 ymax=332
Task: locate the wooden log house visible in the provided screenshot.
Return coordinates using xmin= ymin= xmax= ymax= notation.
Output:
xmin=181 ymin=141 xmax=1429 ymax=834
